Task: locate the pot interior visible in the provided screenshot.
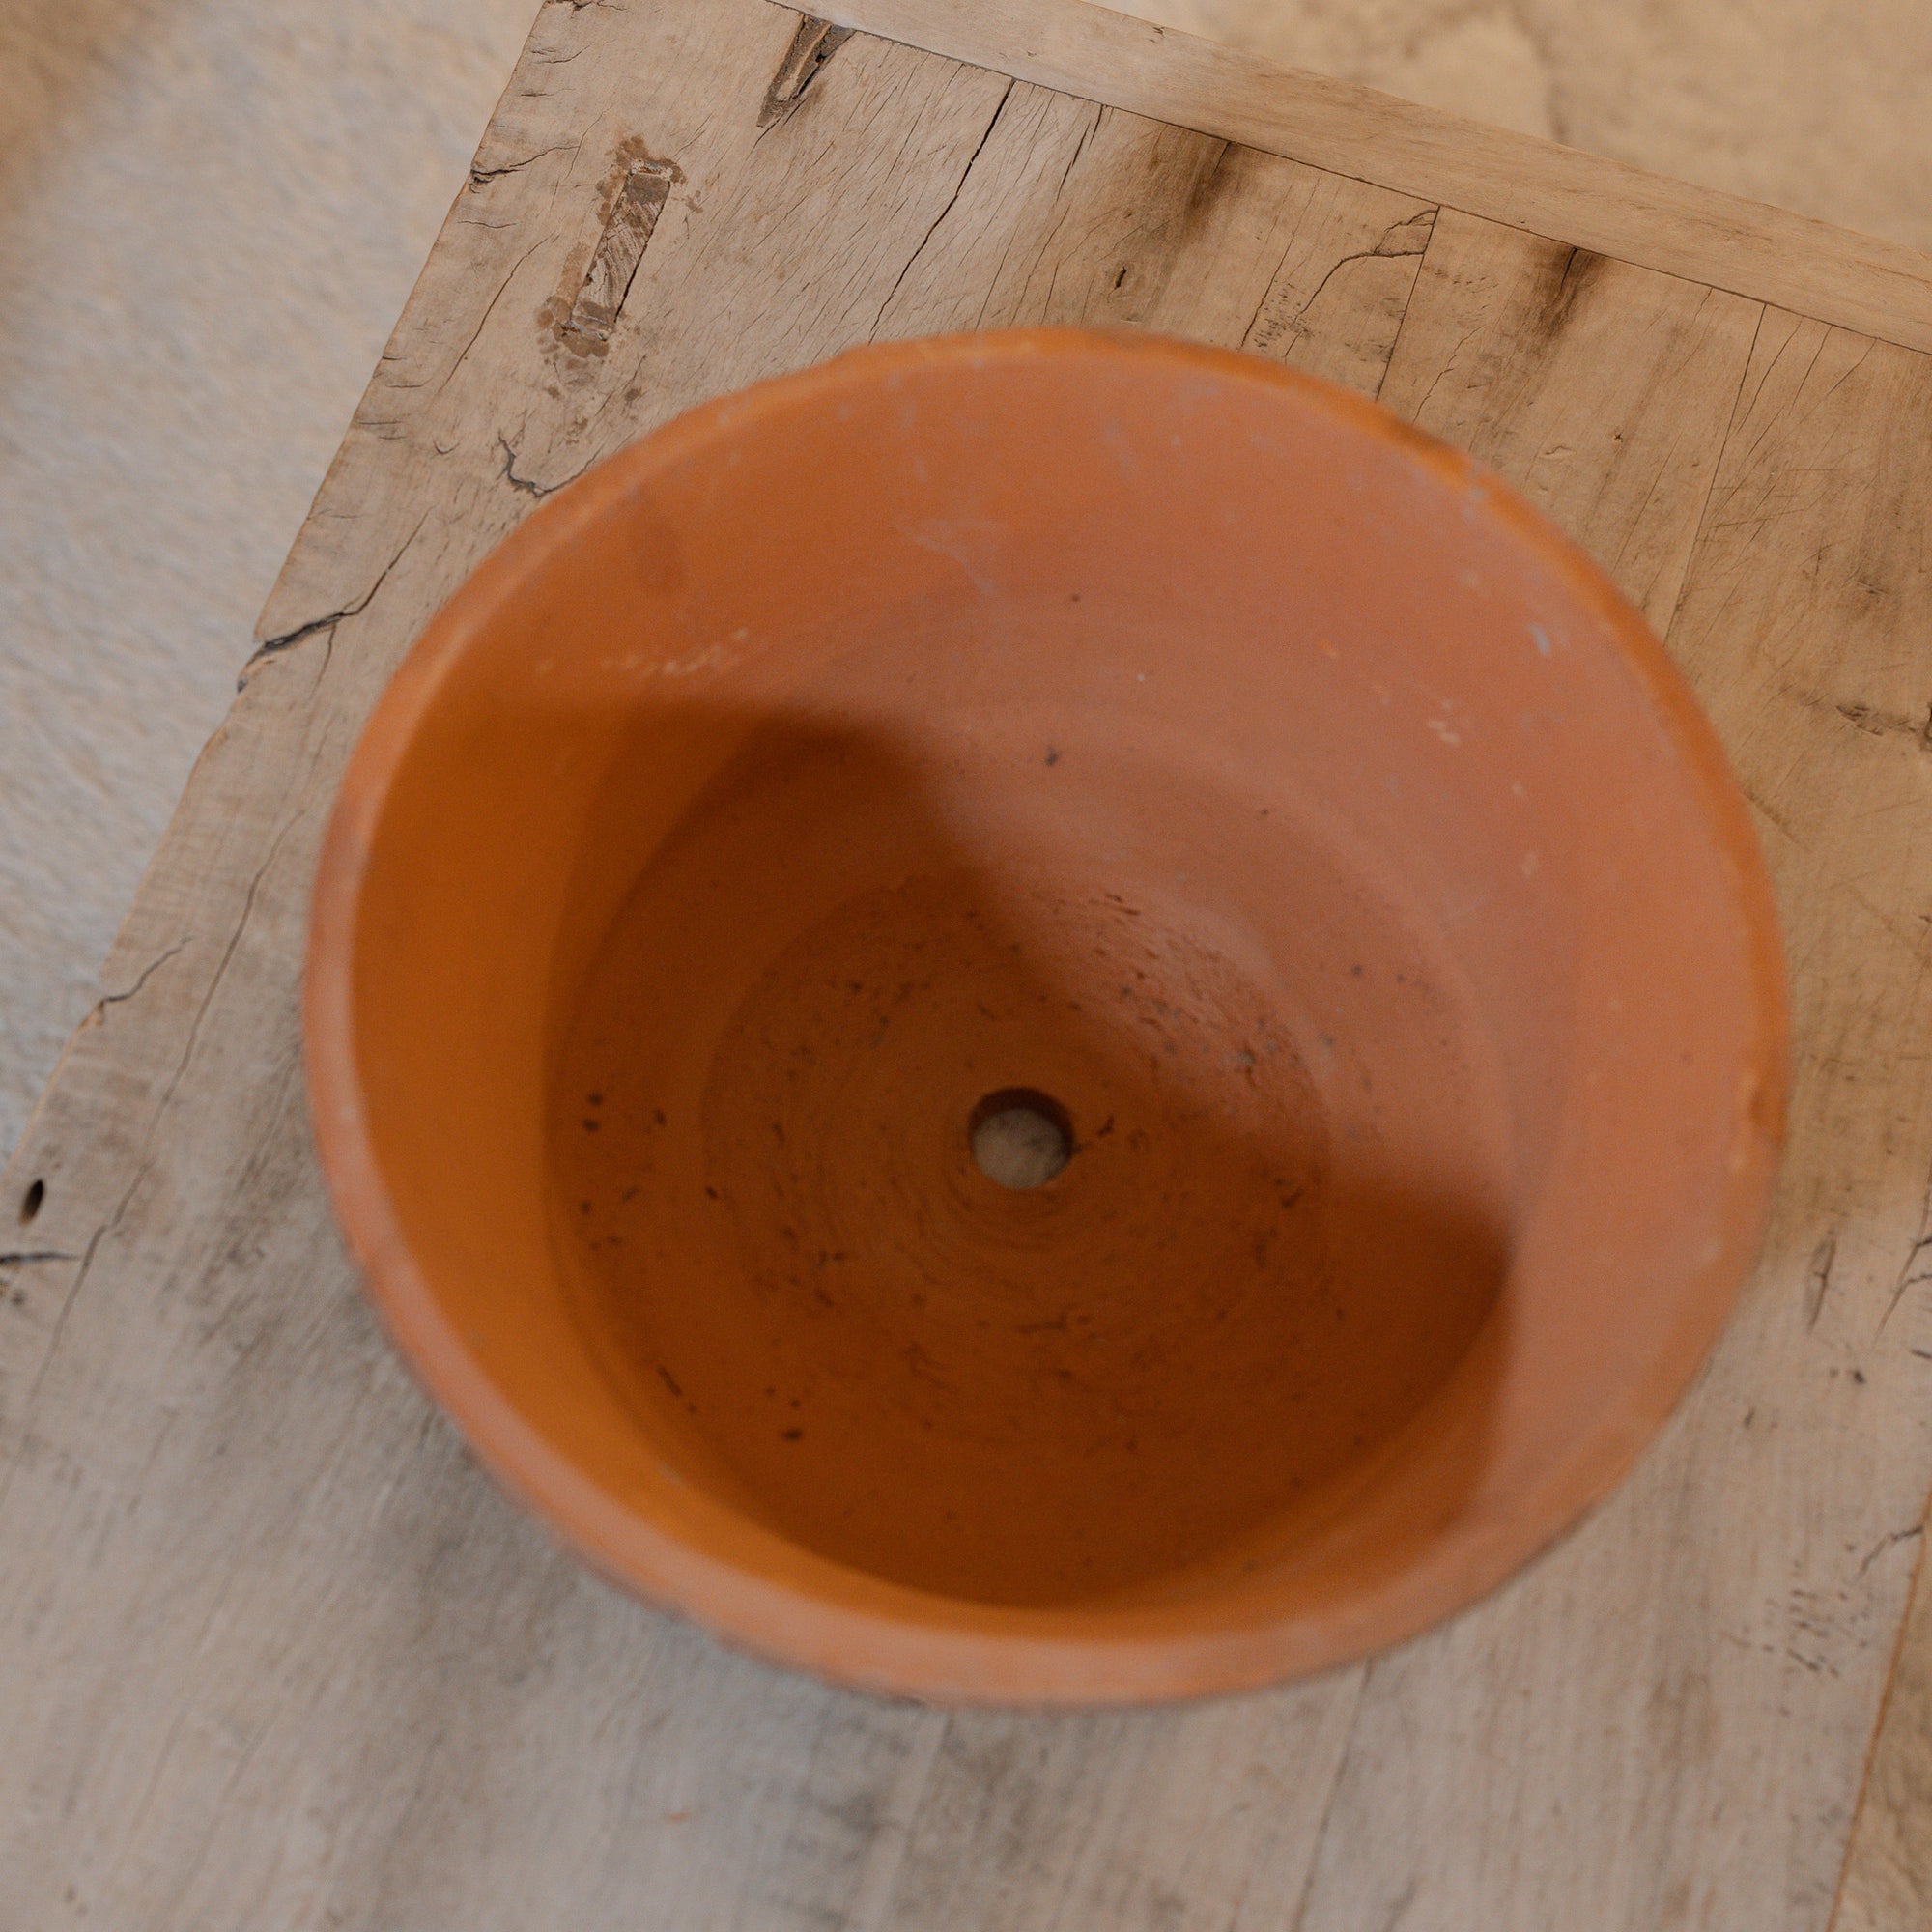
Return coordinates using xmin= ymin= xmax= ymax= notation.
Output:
xmin=551 ymin=667 xmax=1514 ymax=1605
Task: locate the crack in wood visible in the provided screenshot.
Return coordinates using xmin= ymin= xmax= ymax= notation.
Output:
xmin=1834 ymin=697 xmax=1932 ymax=753
xmin=1857 ymin=1524 xmax=1922 ymax=1578
xmin=470 ymin=142 xmax=576 ymax=186
xmin=497 ymin=431 xmax=597 ymax=501
xmin=1884 ymin=1226 xmax=1932 ymax=1328
xmin=1805 ymin=1229 xmax=1839 ymax=1330
xmin=870 ymin=77 xmax=1014 ymax=339
xmin=1249 ymin=208 xmax=1438 ymax=355
xmin=240 ymin=516 xmax=428 ymax=687
xmin=90 ymin=941 xmax=189 ymax=1024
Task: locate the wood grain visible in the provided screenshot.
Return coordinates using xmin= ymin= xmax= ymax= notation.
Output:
xmin=866 ymin=77 xmax=1436 ymax=407
xmin=1291 ymin=300 xmax=1932 ymax=1932
xmin=5 ymin=0 xmax=1932 ymax=1921
xmin=818 ymin=0 xmax=1932 ymax=357
xmin=1378 ymin=209 xmax=1761 ymax=630
xmin=1835 ymin=1559 xmax=1932 ymax=1928
xmin=1155 ymin=157 xmax=1434 ymax=397
xmin=1683 ymin=317 xmax=1932 ymax=1932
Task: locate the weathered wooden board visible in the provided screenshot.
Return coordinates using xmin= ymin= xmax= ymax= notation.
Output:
xmin=818 ymin=0 xmax=1932 ymax=355
xmin=4 ymin=0 xmax=1931 ymax=1923
xmin=1837 ymin=1568 xmax=1932 ymax=1929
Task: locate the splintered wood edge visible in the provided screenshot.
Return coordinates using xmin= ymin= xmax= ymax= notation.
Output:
xmin=816 ymin=0 xmax=1932 ymax=355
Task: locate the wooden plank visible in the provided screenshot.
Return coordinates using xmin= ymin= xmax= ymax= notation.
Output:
xmin=878 ymin=1684 xmax=1364 ymax=1929
xmin=1378 ymin=209 xmax=1761 ymax=630
xmin=1153 ymin=156 xmax=1434 ymax=397
xmin=1834 ymin=1550 xmax=1932 ymax=1929
xmin=1289 ymin=308 xmax=1932 ymax=1931
xmin=0 ymin=9 xmax=1013 ymax=1927
xmin=6 ymin=0 xmax=1931 ymax=1920
xmin=1793 ymin=336 xmax=1932 ymax=1932
xmin=869 ymin=82 xmax=1435 ymax=402
xmin=815 ymin=0 xmax=1932 ymax=357
xmin=0 ymin=4 xmax=1432 ymax=1921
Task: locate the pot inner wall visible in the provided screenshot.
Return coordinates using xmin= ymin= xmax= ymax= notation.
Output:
xmin=551 ymin=694 xmax=1513 ymax=1607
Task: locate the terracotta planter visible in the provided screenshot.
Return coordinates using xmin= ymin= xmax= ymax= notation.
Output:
xmin=306 ymin=329 xmax=1786 ymax=1704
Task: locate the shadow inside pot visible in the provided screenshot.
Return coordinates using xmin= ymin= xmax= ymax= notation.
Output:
xmin=545 ymin=703 xmax=1515 ymax=1611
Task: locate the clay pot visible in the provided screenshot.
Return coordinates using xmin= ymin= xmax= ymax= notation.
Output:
xmin=306 ymin=329 xmax=1786 ymax=1703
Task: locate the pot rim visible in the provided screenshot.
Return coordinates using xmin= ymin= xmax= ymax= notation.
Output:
xmin=303 ymin=327 xmax=1790 ymax=1705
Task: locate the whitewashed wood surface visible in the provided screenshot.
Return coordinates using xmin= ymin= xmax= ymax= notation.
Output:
xmin=3 ymin=1 xmax=1930 ymax=1922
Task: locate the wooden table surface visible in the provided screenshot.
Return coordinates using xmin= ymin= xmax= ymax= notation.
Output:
xmin=5 ymin=0 xmax=1931 ymax=1923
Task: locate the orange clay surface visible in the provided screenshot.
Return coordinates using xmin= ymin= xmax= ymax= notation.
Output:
xmin=306 ymin=330 xmax=1786 ymax=1701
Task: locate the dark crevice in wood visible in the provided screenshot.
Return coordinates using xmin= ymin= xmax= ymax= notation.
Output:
xmin=241 ymin=516 xmax=428 ymax=686
xmin=759 ymin=17 xmax=856 ymax=129
xmin=869 ymin=78 xmax=1015 ymax=339
xmin=1542 ymin=242 xmax=1603 ymax=334
xmin=1371 ymin=207 xmax=1453 ymax=405
xmin=469 ymin=142 xmax=576 ymax=186
xmin=497 ymin=432 xmax=597 ymax=502
xmin=565 ymin=157 xmax=676 ymax=344
xmin=1247 ymin=208 xmax=1439 ymax=357
xmin=92 ymin=941 xmax=189 ymax=1021
xmin=1805 ymin=1229 xmax=1839 ymax=1329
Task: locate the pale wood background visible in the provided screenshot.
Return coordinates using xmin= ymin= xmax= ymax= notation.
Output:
xmin=2 ymin=1 xmax=1929 ymax=1923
